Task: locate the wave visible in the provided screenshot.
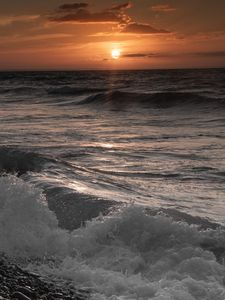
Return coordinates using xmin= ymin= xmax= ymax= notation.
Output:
xmin=79 ymin=90 xmax=225 ymax=110
xmin=0 ymin=85 xmax=107 ymax=97
xmin=90 ymin=167 xmax=181 ymax=179
xmin=0 ymin=147 xmax=55 ymax=176
xmin=1 ymin=176 xmax=225 ymax=299
xmin=46 ymin=187 xmax=116 ymax=230
xmin=0 ymin=176 xmax=67 ymax=257
xmin=47 ymin=86 xmax=107 ymax=96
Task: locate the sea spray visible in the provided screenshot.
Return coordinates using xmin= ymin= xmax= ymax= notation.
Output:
xmin=37 ymin=208 xmax=225 ymax=299
xmin=1 ymin=176 xmax=225 ymax=299
xmin=0 ymin=175 xmax=69 ymax=257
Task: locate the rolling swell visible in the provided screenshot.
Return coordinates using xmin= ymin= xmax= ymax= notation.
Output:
xmin=0 ymin=86 xmax=107 ymax=97
xmin=79 ymin=90 xmax=225 ymax=109
xmin=0 ymin=86 xmax=39 ymax=94
xmin=47 ymin=86 xmax=107 ymax=96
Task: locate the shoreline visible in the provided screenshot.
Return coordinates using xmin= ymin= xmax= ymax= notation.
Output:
xmin=0 ymin=254 xmax=89 ymax=300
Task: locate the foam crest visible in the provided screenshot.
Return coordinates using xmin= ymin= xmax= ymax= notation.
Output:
xmin=0 ymin=176 xmax=69 ymax=257
xmin=46 ymin=208 xmax=225 ymax=299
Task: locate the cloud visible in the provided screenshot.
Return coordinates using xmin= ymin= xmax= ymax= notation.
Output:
xmin=0 ymin=15 xmax=40 ymax=26
xmin=50 ymin=9 xmax=122 ymax=23
xmin=50 ymin=2 xmax=130 ymax=24
xmin=151 ymin=4 xmax=176 ymax=12
xmin=121 ymin=22 xmax=169 ymax=34
xmin=123 ymin=53 xmax=149 ymax=58
xmin=58 ymin=3 xmax=88 ymax=11
xmin=122 ymin=52 xmax=172 ymax=58
xmin=50 ymin=2 xmax=169 ymax=34
xmin=111 ymin=2 xmax=132 ymax=11
xmin=195 ymin=51 xmax=225 ymax=57
xmin=122 ymin=51 xmax=225 ymax=59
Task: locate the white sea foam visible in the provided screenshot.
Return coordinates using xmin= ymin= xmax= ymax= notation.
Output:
xmin=1 ymin=176 xmax=225 ymax=299
xmin=0 ymin=175 xmax=69 ymax=257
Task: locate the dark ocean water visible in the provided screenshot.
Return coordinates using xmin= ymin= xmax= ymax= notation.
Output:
xmin=0 ymin=69 xmax=225 ymax=299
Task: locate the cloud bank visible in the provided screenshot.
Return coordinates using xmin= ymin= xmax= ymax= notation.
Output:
xmin=151 ymin=4 xmax=176 ymax=12
xmin=50 ymin=2 xmax=169 ymax=35
xmin=122 ymin=51 xmax=225 ymax=59
xmin=121 ymin=22 xmax=169 ymax=34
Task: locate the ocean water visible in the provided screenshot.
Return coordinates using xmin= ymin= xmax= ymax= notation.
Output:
xmin=0 ymin=69 xmax=225 ymax=299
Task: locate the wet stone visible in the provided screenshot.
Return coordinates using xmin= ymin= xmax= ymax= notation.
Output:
xmin=11 ymin=292 xmax=31 ymax=300
xmin=16 ymin=287 xmax=36 ymax=299
xmin=0 ymin=255 xmax=89 ymax=300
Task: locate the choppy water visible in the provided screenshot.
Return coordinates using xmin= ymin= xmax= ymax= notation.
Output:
xmin=0 ymin=69 xmax=225 ymax=299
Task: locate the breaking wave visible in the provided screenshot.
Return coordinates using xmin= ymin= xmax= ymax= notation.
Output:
xmin=79 ymin=90 xmax=225 ymax=110
xmin=1 ymin=176 xmax=225 ymax=300
xmin=0 ymin=176 xmax=68 ymax=257
xmin=0 ymin=147 xmax=55 ymax=176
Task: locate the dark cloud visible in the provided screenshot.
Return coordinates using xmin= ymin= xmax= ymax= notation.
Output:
xmin=50 ymin=2 xmax=130 ymax=23
xmin=50 ymin=2 xmax=169 ymax=34
xmin=50 ymin=9 xmax=121 ymax=23
xmin=122 ymin=51 xmax=225 ymax=59
xmin=195 ymin=51 xmax=225 ymax=57
xmin=151 ymin=4 xmax=176 ymax=12
xmin=58 ymin=3 xmax=88 ymax=11
xmin=122 ymin=52 xmax=172 ymax=58
xmin=121 ymin=22 xmax=169 ymax=34
xmin=123 ymin=53 xmax=148 ymax=58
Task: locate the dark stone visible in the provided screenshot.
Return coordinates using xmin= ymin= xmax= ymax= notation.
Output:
xmin=0 ymin=296 xmax=9 ymax=300
xmin=0 ymin=286 xmax=8 ymax=294
xmin=46 ymin=292 xmax=64 ymax=299
xmin=0 ymin=269 xmax=7 ymax=277
xmin=0 ymin=255 xmax=89 ymax=300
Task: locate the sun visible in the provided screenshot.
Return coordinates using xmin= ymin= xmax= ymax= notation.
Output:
xmin=111 ymin=49 xmax=121 ymax=59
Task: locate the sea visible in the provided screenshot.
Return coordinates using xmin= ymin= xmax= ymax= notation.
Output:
xmin=0 ymin=69 xmax=225 ymax=299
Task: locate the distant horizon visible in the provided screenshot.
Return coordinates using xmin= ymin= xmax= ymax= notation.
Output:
xmin=1 ymin=66 xmax=225 ymax=73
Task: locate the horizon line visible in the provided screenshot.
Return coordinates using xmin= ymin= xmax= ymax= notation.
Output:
xmin=0 ymin=66 xmax=225 ymax=72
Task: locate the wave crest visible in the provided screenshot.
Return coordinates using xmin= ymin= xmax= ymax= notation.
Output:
xmin=79 ymin=90 xmax=225 ymax=110
xmin=0 ymin=147 xmax=55 ymax=175
xmin=0 ymin=176 xmax=68 ymax=257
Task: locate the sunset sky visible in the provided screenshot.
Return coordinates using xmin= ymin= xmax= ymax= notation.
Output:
xmin=1 ymin=0 xmax=225 ymax=70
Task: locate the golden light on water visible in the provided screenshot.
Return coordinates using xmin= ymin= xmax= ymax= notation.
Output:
xmin=111 ymin=49 xmax=121 ymax=59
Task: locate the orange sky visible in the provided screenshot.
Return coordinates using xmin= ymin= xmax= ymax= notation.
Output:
xmin=0 ymin=0 xmax=225 ymax=70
